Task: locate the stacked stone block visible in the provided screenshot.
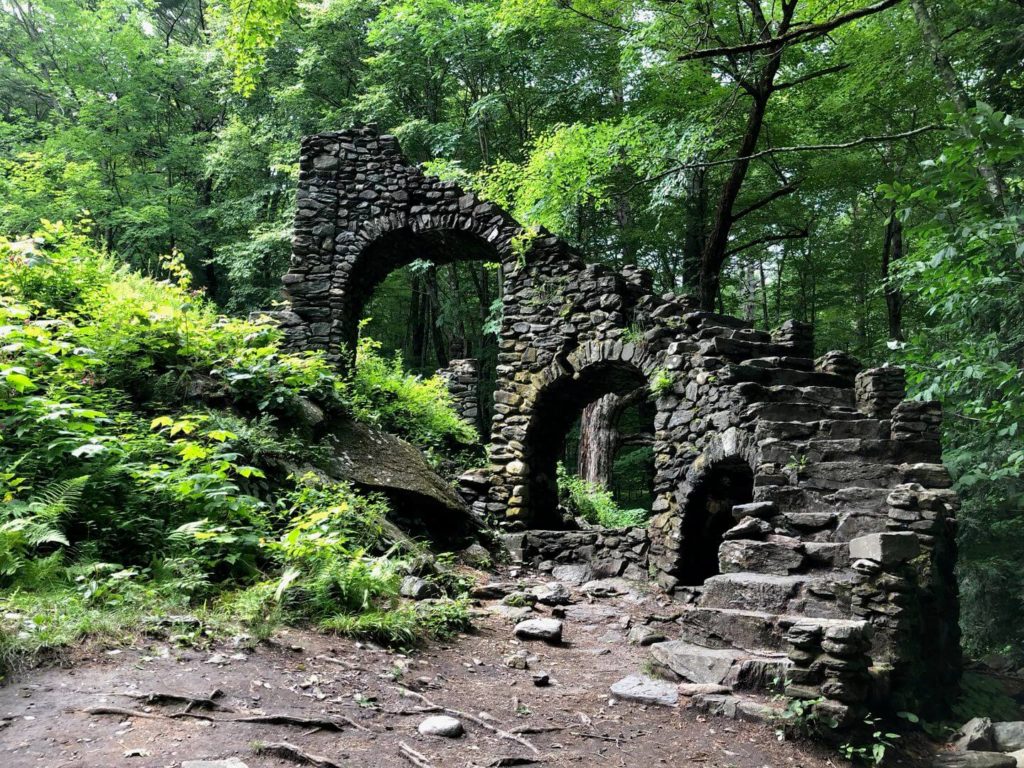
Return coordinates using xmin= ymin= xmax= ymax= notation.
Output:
xmin=437 ymin=358 xmax=482 ymax=433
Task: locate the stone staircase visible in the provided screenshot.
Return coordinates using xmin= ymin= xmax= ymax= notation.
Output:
xmin=641 ymin=322 xmax=940 ymax=720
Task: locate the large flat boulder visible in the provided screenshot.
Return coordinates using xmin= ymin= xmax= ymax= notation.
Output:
xmin=327 ymin=416 xmax=471 ymax=534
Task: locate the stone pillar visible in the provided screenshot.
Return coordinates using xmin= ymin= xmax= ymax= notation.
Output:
xmin=437 ymin=358 xmax=482 ymax=434
xmin=854 ymin=366 xmax=906 ymax=418
xmin=771 ymin=319 xmax=815 ymax=357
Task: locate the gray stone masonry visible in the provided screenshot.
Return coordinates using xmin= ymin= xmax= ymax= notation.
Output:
xmin=276 ymin=125 xmax=961 ymax=721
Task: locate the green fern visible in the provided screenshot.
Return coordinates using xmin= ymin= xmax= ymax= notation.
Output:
xmin=0 ymin=476 xmax=87 ymax=581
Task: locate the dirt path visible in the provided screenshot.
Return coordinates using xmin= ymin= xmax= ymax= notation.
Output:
xmin=0 ymin=570 xmax=847 ymax=768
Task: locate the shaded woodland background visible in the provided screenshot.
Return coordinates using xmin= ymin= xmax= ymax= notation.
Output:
xmin=1 ymin=0 xmax=1022 ymax=656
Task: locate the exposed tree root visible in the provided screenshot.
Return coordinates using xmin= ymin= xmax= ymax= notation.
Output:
xmin=398 ymin=741 xmax=435 ymax=768
xmin=253 ymin=740 xmax=345 ymax=767
xmin=395 ymin=688 xmax=540 ymax=754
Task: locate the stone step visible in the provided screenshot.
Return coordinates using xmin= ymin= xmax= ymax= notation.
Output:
xmin=698 ymin=335 xmax=794 ymax=362
xmin=698 ymin=571 xmax=852 ymax=618
xmin=753 ymin=485 xmax=892 ymax=517
xmin=649 ymin=639 xmax=789 ymax=692
xmin=724 ymin=363 xmax=852 ymax=389
xmin=793 ymin=460 xmax=899 ymax=490
xmin=674 ymin=603 xmax=860 ymax=655
xmin=676 ymin=606 xmax=786 ymax=653
xmin=743 ymin=402 xmax=863 ymax=424
xmin=757 ymin=438 xmax=896 ymax=464
xmin=684 ymin=311 xmax=752 ymax=331
xmin=696 ymin=326 xmax=772 ymax=344
xmin=755 ymin=418 xmax=889 ymax=441
xmin=733 ymin=383 xmax=855 ymax=409
xmin=742 ymin=356 xmax=815 ymax=371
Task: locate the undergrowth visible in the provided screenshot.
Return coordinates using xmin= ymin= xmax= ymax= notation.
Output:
xmin=0 ymin=221 xmax=478 ymax=676
xmin=556 ymin=462 xmax=648 ymax=528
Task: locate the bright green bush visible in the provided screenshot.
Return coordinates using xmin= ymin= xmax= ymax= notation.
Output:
xmin=556 ymin=463 xmax=648 ymax=529
xmin=349 ymin=332 xmax=479 ymax=453
xmin=0 ymin=221 xmax=477 ymax=665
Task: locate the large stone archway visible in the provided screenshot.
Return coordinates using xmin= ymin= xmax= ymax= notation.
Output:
xmin=277 ymin=125 xmax=962 ymax=720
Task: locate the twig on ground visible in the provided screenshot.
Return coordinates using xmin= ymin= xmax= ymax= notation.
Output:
xmin=253 ymin=740 xmax=345 ymax=767
xmin=510 ymin=725 xmax=564 ymax=735
xmin=399 ymin=741 xmax=435 ymax=768
xmin=122 ymin=689 xmax=232 ymax=712
xmin=395 ymin=688 xmax=539 ymax=754
xmin=233 ymin=713 xmax=366 ymax=732
xmin=314 ymin=654 xmax=361 ymax=670
xmin=83 ymin=706 xmax=160 ymax=719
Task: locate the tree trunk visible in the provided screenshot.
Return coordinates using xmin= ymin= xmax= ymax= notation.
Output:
xmin=882 ymin=214 xmax=905 ymax=341
xmin=909 ymin=0 xmax=1007 ymax=206
xmin=577 ymin=394 xmax=622 ymax=489
xmin=698 ymin=63 xmax=782 ymax=310
xmin=577 ymin=386 xmax=649 ymax=488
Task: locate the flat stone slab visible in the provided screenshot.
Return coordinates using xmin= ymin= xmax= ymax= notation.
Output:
xmin=650 ymin=640 xmax=739 ymax=684
xmin=932 ymin=753 xmax=1017 ymax=768
xmin=848 ymin=532 xmax=920 ymax=565
xmin=610 ymin=674 xmax=678 ymax=707
xmin=514 ymin=618 xmax=563 ymax=643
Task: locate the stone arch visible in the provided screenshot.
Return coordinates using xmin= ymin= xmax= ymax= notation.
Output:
xmin=337 ymin=214 xmax=510 ymax=351
xmin=280 ymin=125 xmax=528 ymax=360
xmin=513 ymin=341 xmax=668 ymax=528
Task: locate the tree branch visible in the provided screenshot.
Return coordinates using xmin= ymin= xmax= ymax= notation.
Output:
xmin=775 ymin=62 xmax=851 ymax=89
xmin=726 ymin=228 xmax=809 ymax=257
xmin=732 ymin=179 xmax=801 ymax=221
xmin=638 ymin=124 xmax=940 ymax=186
xmin=677 ymin=0 xmax=904 ymax=61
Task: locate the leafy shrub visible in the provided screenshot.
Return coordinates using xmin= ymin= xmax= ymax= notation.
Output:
xmin=348 ymin=332 xmax=478 ymax=453
xmin=0 ymin=222 xmax=479 ymax=664
xmin=556 ymin=463 xmax=647 ymax=529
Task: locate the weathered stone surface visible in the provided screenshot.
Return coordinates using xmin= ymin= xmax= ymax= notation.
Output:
xmin=932 ymin=753 xmax=1016 ymax=768
xmin=955 ymin=717 xmax=995 ymax=752
xmin=400 ymin=576 xmax=436 ymax=600
xmin=182 ymin=761 xmax=250 ymax=768
xmin=327 ymin=417 xmax=468 ymax=524
xmin=418 ymin=715 xmax=464 ymax=738
xmin=649 ymin=641 xmax=739 ymax=684
xmin=678 ymin=682 xmax=731 ymax=696
xmin=993 ymin=722 xmax=1024 ymax=752
xmin=610 ymin=674 xmax=678 ymax=706
xmin=531 ymin=581 xmax=571 ymax=606
xmin=718 ymin=539 xmax=804 ymax=575
xmin=848 ymin=532 xmax=920 ymax=565
xmin=514 ymin=618 xmax=563 ymax=643
xmin=628 ymin=625 xmax=667 ymax=646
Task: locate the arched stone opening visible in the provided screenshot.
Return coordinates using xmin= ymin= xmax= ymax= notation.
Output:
xmin=342 ymin=225 xmax=504 ymax=355
xmin=522 ymin=360 xmax=654 ymax=529
xmin=677 ymin=456 xmax=754 ymax=586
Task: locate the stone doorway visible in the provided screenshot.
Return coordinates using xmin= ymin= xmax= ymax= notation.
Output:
xmin=676 ymin=457 xmax=754 ymax=586
xmin=522 ymin=360 xmax=654 ymax=530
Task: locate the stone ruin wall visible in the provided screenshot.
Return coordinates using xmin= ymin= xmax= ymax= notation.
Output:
xmin=278 ymin=124 xmax=961 ymax=720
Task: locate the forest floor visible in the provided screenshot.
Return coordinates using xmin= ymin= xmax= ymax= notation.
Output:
xmin=0 ymin=567 xmax=935 ymax=768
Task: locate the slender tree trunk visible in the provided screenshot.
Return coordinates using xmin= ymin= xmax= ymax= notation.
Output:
xmin=909 ymin=0 xmax=1007 ymax=205
xmin=698 ymin=49 xmax=784 ymax=309
xmin=683 ymin=169 xmax=707 ymax=291
xmin=882 ymin=214 xmax=905 ymax=341
xmin=424 ymin=268 xmax=448 ymax=368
